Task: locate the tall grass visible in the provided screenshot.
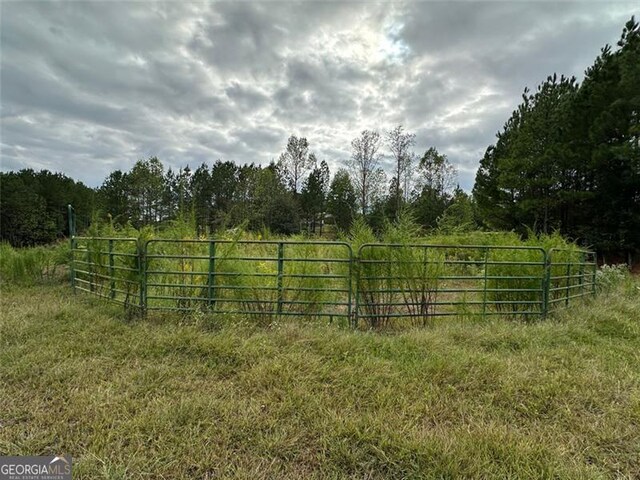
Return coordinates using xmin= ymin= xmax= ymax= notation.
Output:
xmin=71 ymin=219 xmax=151 ymax=316
xmin=128 ymin=221 xmax=353 ymax=323
xmin=2 ymin=280 xmax=639 ymax=478
xmin=0 ymin=242 xmax=68 ymax=286
xmin=353 ymin=216 xmax=445 ymax=328
xmin=69 ymin=214 xmax=596 ymax=327
xmin=350 ymin=214 xmax=589 ymax=328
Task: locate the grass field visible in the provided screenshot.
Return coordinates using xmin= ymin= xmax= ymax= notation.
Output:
xmin=1 ymin=280 xmax=639 ymax=479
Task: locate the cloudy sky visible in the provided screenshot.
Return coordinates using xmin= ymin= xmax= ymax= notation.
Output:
xmin=1 ymin=1 xmax=636 ymax=190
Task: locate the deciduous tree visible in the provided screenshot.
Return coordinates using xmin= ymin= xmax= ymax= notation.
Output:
xmin=348 ymin=130 xmax=386 ymax=215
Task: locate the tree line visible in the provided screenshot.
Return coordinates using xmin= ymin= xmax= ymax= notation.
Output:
xmin=95 ymin=129 xmax=467 ymax=236
xmin=474 ymin=17 xmax=639 ymax=261
xmin=0 ymin=127 xmax=467 ymax=246
xmin=1 ymin=17 xmax=637 ymax=260
xmin=0 ymin=169 xmax=94 ymax=246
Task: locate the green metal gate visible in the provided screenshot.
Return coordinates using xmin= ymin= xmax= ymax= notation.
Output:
xmin=355 ymin=243 xmax=548 ymax=327
xmin=71 ymin=237 xmax=142 ymax=310
xmin=547 ymin=248 xmax=597 ymax=309
xmin=142 ymin=239 xmax=353 ymax=321
xmin=69 ymin=234 xmax=597 ymax=325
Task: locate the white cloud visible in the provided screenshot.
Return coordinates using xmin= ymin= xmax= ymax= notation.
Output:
xmin=0 ymin=1 xmax=636 ymax=190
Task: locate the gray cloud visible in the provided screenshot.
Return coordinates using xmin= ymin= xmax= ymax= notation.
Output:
xmin=1 ymin=1 xmax=636 ymax=190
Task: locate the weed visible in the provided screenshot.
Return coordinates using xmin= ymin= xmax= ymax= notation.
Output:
xmin=66 ymin=215 xmax=598 ymax=327
xmin=1 ymin=281 xmax=638 ymax=478
xmin=0 ymin=242 xmax=68 ymax=286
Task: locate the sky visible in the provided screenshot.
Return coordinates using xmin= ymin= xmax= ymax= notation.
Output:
xmin=0 ymin=1 xmax=637 ymax=191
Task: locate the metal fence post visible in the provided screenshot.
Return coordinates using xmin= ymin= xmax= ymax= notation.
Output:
xmin=109 ymin=239 xmax=115 ymax=299
xmin=353 ymin=248 xmax=362 ymax=329
xmin=579 ymin=251 xmax=585 ymax=297
xmin=139 ymin=241 xmax=147 ymax=316
xmin=65 ymin=237 xmax=598 ymax=323
xmin=68 ymin=205 xmax=76 ymax=293
xmin=346 ymin=245 xmax=353 ymax=327
xmin=542 ymin=250 xmax=551 ymax=318
xmin=565 ymin=258 xmax=572 ymax=307
xmin=592 ymin=253 xmax=597 ymax=296
xmin=70 ymin=239 xmax=76 ymax=293
xmin=208 ymin=240 xmax=216 ymax=310
xmin=67 ymin=204 xmax=75 ymax=238
xmin=482 ymin=248 xmax=489 ymax=318
xmin=87 ymin=246 xmax=94 ymax=292
xmin=277 ymin=242 xmax=284 ymax=317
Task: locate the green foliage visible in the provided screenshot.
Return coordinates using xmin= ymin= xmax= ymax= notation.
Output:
xmin=2 ymin=280 xmax=639 ymax=478
xmin=407 ymin=147 xmax=458 ymax=230
xmin=327 ymin=169 xmax=357 ymax=232
xmin=418 ymin=147 xmax=457 ymax=196
xmin=381 ymin=213 xmax=444 ymax=327
xmin=96 ymin=158 xmax=305 ymax=236
xmin=301 ymin=160 xmax=330 ymax=234
xmin=437 ymin=188 xmax=476 ymax=233
xmin=71 ymin=213 xmax=597 ymax=327
xmin=595 ymin=264 xmax=631 ymax=292
xmin=0 ymin=169 xmax=94 ymax=246
xmin=474 ymin=73 xmax=579 ymax=233
xmin=0 ymin=242 xmax=68 ymax=285
xmin=125 ymin=157 xmax=166 ymax=227
xmin=76 ymin=220 xmax=353 ymax=324
xmin=99 ymin=170 xmax=130 ymax=226
xmin=350 ymin=214 xmax=587 ymax=328
xmin=473 ymin=17 xmax=640 ymax=257
xmin=348 ymin=217 xmax=376 ymax=253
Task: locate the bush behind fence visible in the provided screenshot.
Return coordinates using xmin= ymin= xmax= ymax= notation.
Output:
xmin=70 ymin=237 xmax=596 ymax=327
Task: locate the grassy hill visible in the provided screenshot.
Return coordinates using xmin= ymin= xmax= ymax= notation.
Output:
xmin=1 ymin=280 xmax=639 ymax=479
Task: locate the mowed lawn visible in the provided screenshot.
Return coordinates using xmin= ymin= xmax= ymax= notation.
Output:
xmin=1 ymin=283 xmax=639 ymax=479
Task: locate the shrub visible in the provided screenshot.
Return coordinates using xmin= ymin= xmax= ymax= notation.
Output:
xmin=0 ymin=242 xmax=68 ymax=286
xmin=66 ymin=216 xmax=598 ymax=326
xmin=595 ymin=264 xmax=631 ymax=292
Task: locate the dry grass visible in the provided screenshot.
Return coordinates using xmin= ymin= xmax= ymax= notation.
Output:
xmin=1 ymin=280 xmax=639 ymax=479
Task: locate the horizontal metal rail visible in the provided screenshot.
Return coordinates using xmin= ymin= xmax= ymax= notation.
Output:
xmin=71 ymin=237 xmax=141 ymax=308
xmin=69 ymin=237 xmax=597 ymax=326
xmin=355 ymin=243 xmax=549 ymax=326
xmin=141 ymin=239 xmax=353 ymax=320
xmin=547 ymin=248 xmax=597 ymax=311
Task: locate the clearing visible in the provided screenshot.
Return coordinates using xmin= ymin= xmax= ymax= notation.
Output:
xmin=0 ymin=283 xmax=639 ymax=479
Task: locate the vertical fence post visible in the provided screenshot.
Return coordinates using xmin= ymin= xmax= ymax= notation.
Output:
xmin=482 ymin=248 xmax=489 ymax=318
xmin=68 ymin=205 xmax=76 ymax=293
xmin=353 ymin=248 xmax=360 ymax=329
xmin=565 ymin=258 xmax=572 ymax=307
xmin=67 ymin=204 xmax=75 ymax=239
xmin=277 ymin=242 xmax=284 ymax=317
xmin=579 ymin=252 xmax=585 ymax=298
xmin=208 ymin=241 xmax=216 ymax=310
xmin=346 ymin=246 xmax=353 ymax=327
xmin=87 ymin=245 xmax=94 ymax=292
xmin=109 ymin=239 xmax=115 ymax=299
xmin=70 ymin=239 xmax=76 ymax=293
xmin=592 ymin=253 xmax=597 ymax=296
xmin=542 ymin=250 xmax=551 ymax=318
xmin=139 ymin=241 xmax=147 ymax=316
